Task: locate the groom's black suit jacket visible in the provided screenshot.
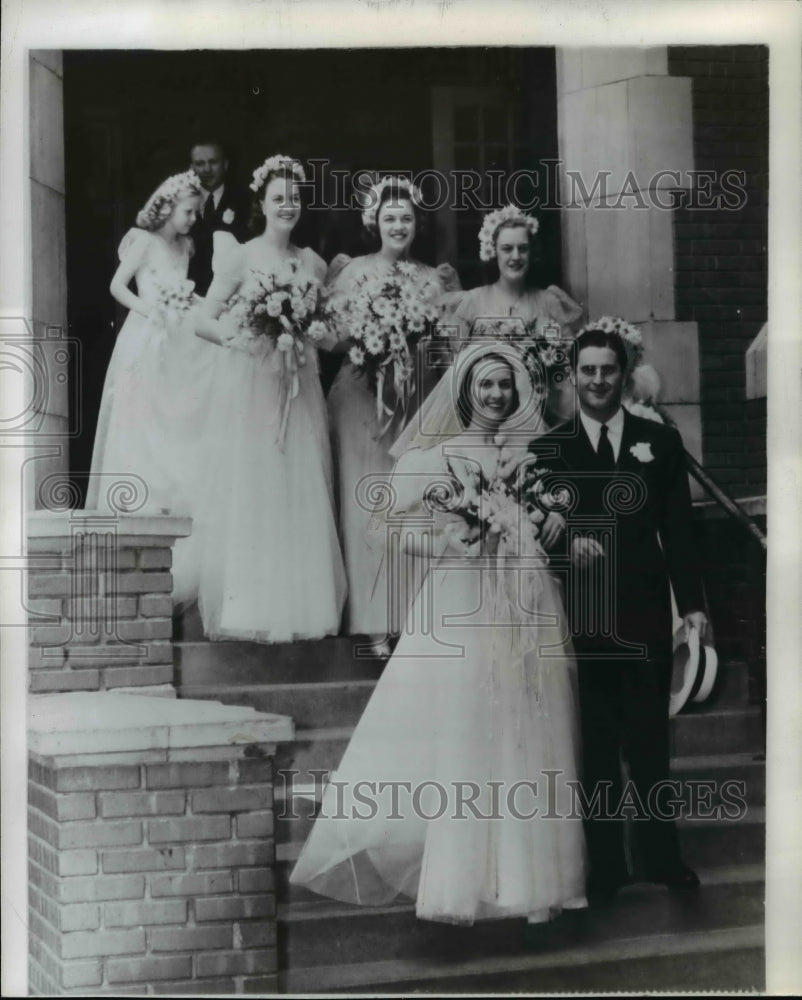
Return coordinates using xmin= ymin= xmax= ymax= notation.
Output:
xmin=529 ymin=409 xmax=703 ymax=662
xmin=189 ymin=182 xmax=252 ymax=296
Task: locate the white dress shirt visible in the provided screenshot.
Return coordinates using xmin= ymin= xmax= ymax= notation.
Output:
xmin=579 ymin=406 xmax=625 ymax=462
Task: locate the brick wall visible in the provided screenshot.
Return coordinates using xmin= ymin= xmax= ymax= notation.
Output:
xmin=668 ymin=45 xmax=768 ymax=498
xmin=27 ymin=519 xmax=182 ymax=694
xmin=28 ymin=753 xmax=278 ymax=995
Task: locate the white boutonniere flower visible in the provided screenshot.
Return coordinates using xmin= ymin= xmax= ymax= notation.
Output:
xmin=630 ymin=442 xmax=654 ymax=463
xmin=222 ymin=208 xmax=235 ymax=225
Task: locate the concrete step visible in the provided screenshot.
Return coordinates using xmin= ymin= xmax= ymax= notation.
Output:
xmin=179 ymin=671 xmax=764 ymax=760
xmin=277 ymin=864 xmax=764 ymax=972
xmin=680 ymin=807 xmax=765 ymax=871
xmin=175 ymin=638 xmax=387 ymax=687
xmin=178 ymin=680 xmax=376 ymax=730
xmin=274 ymin=750 xmax=766 ymax=847
xmin=274 ymin=727 xmax=352 ymax=782
xmin=679 ymin=659 xmax=750 ymax=710
xmin=274 ymin=809 xmax=765 ymax=905
xmin=176 ymin=632 xmax=751 ymax=711
xmin=670 ymin=706 xmax=762 ymax=757
xmin=281 ymin=926 xmax=763 ymax=994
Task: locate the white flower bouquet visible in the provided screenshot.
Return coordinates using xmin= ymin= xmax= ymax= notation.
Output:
xmin=151 ymin=278 xmax=198 ymax=328
xmin=425 ymin=457 xmax=557 ymax=555
xmin=226 ymin=261 xmax=329 ymax=449
xmin=331 ymin=261 xmax=441 ymax=434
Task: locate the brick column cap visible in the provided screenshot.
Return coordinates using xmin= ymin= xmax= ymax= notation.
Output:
xmin=27 ymin=511 xmax=193 ymax=542
xmin=28 ymin=692 xmax=294 ymax=761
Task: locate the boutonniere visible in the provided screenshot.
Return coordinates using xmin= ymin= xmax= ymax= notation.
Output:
xmin=630 ymin=442 xmax=654 ymax=463
xmin=222 ymin=208 xmax=235 ymax=225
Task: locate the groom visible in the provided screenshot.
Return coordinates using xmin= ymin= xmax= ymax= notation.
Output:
xmin=188 ymin=140 xmax=251 ymax=295
xmin=529 ymin=327 xmax=709 ymax=903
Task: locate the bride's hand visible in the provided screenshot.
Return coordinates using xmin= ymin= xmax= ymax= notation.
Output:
xmin=443 ymin=520 xmax=482 ymax=556
xmin=496 ymin=443 xmax=528 ymax=481
xmin=539 ymin=512 xmax=566 ymax=550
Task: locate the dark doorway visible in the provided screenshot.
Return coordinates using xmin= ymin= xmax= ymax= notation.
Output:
xmin=64 ymin=47 xmax=559 ymax=500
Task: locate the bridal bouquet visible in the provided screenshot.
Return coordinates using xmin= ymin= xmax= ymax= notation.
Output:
xmin=515 ymin=459 xmax=572 ymax=527
xmin=227 ymin=262 xmax=329 ymax=449
xmin=424 ymin=457 xmax=543 ymax=553
xmin=151 ymin=278 xmax=198 ymax=328
xmin=331 ymin=261 xmax=442 ymax=435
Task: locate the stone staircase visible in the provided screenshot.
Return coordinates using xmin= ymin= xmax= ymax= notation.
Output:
xmin=174 ymin=610 xmax=765 ymax=994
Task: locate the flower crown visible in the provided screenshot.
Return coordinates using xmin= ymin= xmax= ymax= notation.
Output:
xmin=478 ymin=204 xmax=539 ymax=262
xmin=157 ymin=169 xmax=202 ymax=202
xmin=250 ymin=155 xmax=306 ymax=193
xmin=361 ymin=175 xmax=422 ymax=230
xmin=577 ymin=315 xmax=644 ymax=371
xmin=136 ymin=170 xmax=202 ymax=231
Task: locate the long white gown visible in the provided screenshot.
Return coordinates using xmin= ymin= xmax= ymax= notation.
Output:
xmin=194 ymin=235 xmax=347 ymax=643
xmin=87 ymin=228 xmax=217 ymax=604
xmin=326 ymin=254 xmax=445 ymax=637
xmin=290 ymin=441 xmax=587 ymax=924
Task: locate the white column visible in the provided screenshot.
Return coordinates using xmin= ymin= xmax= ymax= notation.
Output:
xmin=29 ymin=51 xmax=69 ymax=510
xmin=556 ymin=47 xmax=703 ymax=495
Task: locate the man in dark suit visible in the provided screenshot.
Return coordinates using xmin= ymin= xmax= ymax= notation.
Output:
xmin=188 ymin=141 xmax=251 ymax=295
xmin=529 ymin=327 xmax=709 ymax=903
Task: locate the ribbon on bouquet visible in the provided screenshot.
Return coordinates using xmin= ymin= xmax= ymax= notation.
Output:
xmin=373 ymin=346 xmax=415 ymax=441
xmin=484 ymin=517 xmax=548 ymax=716
xmin=275 ymin=316 xmax=306 ymax=452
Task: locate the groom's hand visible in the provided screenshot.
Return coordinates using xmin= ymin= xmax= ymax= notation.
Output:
xmin=571 ymin=536 xmax=605 ymax=567
xmin=683 ymin=610 xmax=712 ymax=645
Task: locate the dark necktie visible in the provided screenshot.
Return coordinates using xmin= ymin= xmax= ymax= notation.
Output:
xmin=597 ymin=423 xmax=615 ymax=470
xmin=204 ymin=193 xmax=215 ymax=223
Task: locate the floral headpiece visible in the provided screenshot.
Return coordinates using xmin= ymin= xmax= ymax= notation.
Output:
xmin=136 ymin=170 xmax=202 ymax=231
xmin=478 ymin=204 xmax=539 ymax=262
xmin=577 ymin=315 xmax=644 ymax=372
xmin=250 ymin=155 xmax=306 ymax=193
xmin=361 ymin=175 xmax=422 ymax=230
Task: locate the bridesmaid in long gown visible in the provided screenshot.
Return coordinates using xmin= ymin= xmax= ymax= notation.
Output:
xmin=193 ymin=154 xmax=346 ymax=642
xmin=87 ymin=169 xmax=218 ymax=604
xmin=291 ymin=340 xmax=587 ymax=925
xmin=325 ymin=177 xmax=449 ymax=653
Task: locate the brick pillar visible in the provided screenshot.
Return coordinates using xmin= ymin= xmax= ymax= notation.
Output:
xmin=27 ymin=512 xmax=191 ymax=696
xmin=27 ymin=692 xmax=293 ymax=995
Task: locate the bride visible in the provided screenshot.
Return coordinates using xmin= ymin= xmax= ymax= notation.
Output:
xmin=193 ymin=154 xmax=346 ymax=642
xmin=290 ymin=340 xmax=587 ymax=925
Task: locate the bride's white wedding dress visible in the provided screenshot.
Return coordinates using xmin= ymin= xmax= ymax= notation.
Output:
xmin=290 ymin=441 xmax=587 ymax=924
xmin=194 ymin=234 xmax=347 ymax=643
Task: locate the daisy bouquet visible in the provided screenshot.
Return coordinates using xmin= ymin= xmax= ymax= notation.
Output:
xmin=333 ymin=261 xmax=441 ymax=435
xmin=227 ymin=260 xmax=326 ymax=352
xmin=470 ymin=314 xmax=572 ymax=388
xmin=151 ymin=278 xmax=198 ymax=328
xmin=226 ymin=260 xmax=329 ymax=449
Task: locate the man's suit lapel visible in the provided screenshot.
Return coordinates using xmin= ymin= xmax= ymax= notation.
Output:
xmin=561 ymin=417 xmax=597 ymax=470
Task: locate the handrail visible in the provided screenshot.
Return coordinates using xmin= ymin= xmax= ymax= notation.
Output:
xmin=655 ymin=405 xmax=767 ymax=551
xmin=684 ymin=449 xmax=767 ymax=551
